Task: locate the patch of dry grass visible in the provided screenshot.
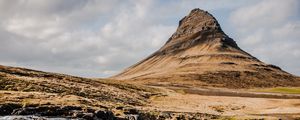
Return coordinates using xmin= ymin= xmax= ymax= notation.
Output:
xmin=0 ymin=65 xmax=159 ymax=106
xmin=252 ymin=87 xmax=300 ymax=94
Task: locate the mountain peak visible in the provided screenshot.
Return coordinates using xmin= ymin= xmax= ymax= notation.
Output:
xmin=170 ymin=8 xmax=221 ymax=40
xmin=161 ymin=8 xmax=238 ymax=55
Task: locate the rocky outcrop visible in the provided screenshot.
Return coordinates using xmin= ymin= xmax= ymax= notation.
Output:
xmin=0 ymin=64 xmax=160 ymax=119
xmin=0 ymin=64 xmax=157 ymax=106
xmin=0 ymin=104 xmax=116 ymax=119
xmin=112 ymin=8 xmax=300 ymax=88
xmin=0 ymin=103 xmax=220 ymax=120
xmin=138 ymin=111 xmax=219 ymax=120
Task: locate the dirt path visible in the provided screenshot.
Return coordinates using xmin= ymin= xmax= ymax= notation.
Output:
xmin=169 ymin=86 xmax=300 ymax=99
xmin=147 ymin=84 xmax=300 ymax=99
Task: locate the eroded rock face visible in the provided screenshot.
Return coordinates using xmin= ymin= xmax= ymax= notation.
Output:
xmin=112 ymin=8 xmax=300 ymax=88
xmin=0 ymin=103 xmax=220 ymax=120
xmin=159 ymin=8 xmax=239 ymax=56
xmin=0 ymin=104 xmax=116 ymax=119
xmin=169 ymin=9 xmax=221 ymax=40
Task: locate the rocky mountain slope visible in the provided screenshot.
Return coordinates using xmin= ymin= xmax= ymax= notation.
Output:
xmin=0 ymin=65 xmax=155 ymax=106
xmin=112 ymin=8 xmax=300 ymax=88
xmin=0 ymin=65 xmax=165 ymax=119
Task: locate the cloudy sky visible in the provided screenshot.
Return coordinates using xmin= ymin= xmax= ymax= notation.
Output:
xmin=0 ymin=0 xmax=299 ymax=77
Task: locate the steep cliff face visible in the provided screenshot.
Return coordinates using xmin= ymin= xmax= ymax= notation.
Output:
xmin=112 ymin=8 xmax=300 ymax=88
xmin=160 ymin=8 xmax=239 ymax=54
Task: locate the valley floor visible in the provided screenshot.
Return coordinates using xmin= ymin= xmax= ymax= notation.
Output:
xmin=143 ymin=86 xmax=300 ymax=119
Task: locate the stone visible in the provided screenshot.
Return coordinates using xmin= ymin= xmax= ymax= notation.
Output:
xmin=123 ymin=108 xmax=138 ymax=114
xmin=95 ymin=110 xmax=115 ymax=120
xmin=82 ymin=113 xmax=95 ymax=120
xmin=0 ymin=103 xmax=22 ymax=115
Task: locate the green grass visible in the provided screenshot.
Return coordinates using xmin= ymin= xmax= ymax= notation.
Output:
xmin=254 ymin=87 xmax=300 ymax=94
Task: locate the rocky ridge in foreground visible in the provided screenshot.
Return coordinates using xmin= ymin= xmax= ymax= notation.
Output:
xmin=0 ymin=64 xmax=221 ymax=119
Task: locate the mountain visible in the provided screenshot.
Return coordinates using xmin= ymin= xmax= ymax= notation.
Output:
xmin=112 ymin=8 xmax=300 ymax=88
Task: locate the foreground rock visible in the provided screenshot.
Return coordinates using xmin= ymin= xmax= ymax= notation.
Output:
xmin=0 ymin=103 xmax=114 ymax=119
xmin=0 ymin=103 xmax=220 ymax=120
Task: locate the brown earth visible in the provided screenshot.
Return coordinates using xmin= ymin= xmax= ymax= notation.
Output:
xmin=0 ymin=64 xmax=163 ymax=119
xmin=0 ymin=65 xmax=157 ymax=106
xmin=145 ymin=87 xmax=300 ymax=120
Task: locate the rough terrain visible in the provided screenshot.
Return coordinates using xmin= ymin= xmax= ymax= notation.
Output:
xmin=146 ymin=88 xmax=300 ymax=120
xmin=0 ymin=64 xmax=162 ymax=119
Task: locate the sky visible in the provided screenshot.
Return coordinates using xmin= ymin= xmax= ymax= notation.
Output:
xmin=0 ymin=0 xmax=299 ymax=78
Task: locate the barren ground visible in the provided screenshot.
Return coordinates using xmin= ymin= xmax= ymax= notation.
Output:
xmin=142 ymin=86 xmax=300 ymax=119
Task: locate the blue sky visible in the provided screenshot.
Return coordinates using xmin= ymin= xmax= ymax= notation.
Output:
xmin=0 ymin=0 xmax=299 ymax=77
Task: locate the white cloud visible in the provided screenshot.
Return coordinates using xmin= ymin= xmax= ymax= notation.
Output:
xmin=230 ymin=0 xmax=298 ymax=33
xmin=272 ymin=21 xmax=300 ymax=40
xmin=240 ymin=30 xmax=264 ymax=45
xmin=230 ymin=0 xmax=300 ymax=75
xmin=95 ymin=56 xmax=108 ymax=65
xmin=4 ymin=17 xmax=63 ymax=39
